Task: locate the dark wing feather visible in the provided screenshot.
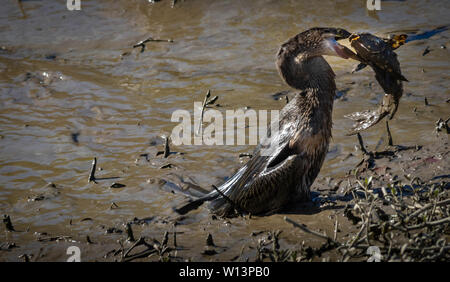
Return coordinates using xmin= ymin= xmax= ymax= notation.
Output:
xmin=209 ymin=118 xmax=307 ymax=216
xmin=174 ymin=110 xmax=300 ymax=216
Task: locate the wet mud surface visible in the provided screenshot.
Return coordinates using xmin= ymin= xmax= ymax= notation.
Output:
xmin=0 ymin=0 xmax=449 ymax=261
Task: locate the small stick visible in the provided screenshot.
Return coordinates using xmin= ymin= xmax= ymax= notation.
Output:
xmin=208 ymin=95 xmax=219 ymax=105
xmin=86 ymin=235 xmax=94 ymax=244
xmin=239 ymin=153 xmax=252 ymax=158
xmin=126 ymin=223 xmax=135 ymax=242
xmin=349 ymin=221 xmax=367 ymax=248
xmin=16 ymin=0 xmax=27 ymax=18
xmin=123 ymin=237 xmax=144 ymax=258
xmin=284 ymin=217 xmax=334 ymax=242
xmin=333 ymin=217 xmax=339 ymax=242
xmin=163 ymin=137 xmax=170 ymax=158
xmin=365 ymin=200 xmax=375 ymax=246
xmin=19 ymin=254 xmax=30 ymax=262
xmin=162 ymin=231 xmax=169 ymax=247
xmin=88 ymin=157 xmax=97 ymax=183
xmin=196 ymin=90 xmax=211 ymax=136
xmin=173 ymin=227 xmax=177 ymax=248
xmin=357 ymin=133 xmax=369 ymax=155
xmin=400 ymin=198 xmax=450 ymax=224
xmin=405 ymin=216 xmax=450 ymax=231
xmin=206 ymin=233 xmax=215 ymax=247
xmin=133 ymin=37 xmax=173 ymax=53
xmin=386 ymin=121 xmax=393 ymax=146
xmin=3 ymin=215 xmax=15 ymax=231
xmin=122 ymin=237 xmax=156 ymax=262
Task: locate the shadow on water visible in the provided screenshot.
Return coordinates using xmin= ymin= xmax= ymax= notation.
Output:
xmin=404 ymin=25 xmax=448 ymax=42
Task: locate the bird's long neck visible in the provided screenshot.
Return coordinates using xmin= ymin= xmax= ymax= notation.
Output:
xmin=277 ymin=45 xmax=336 ymax=102
xmin=277 ymin=41 xmax=337 ymax=136
xmin=289 ymin=56 xmax=336 ymax=140
xmin=302 ymin=57 xmax=336 ymax=118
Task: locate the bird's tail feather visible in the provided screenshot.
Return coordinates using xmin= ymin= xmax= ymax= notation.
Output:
xmin=209 ymin=196 xmax=236 ymax=217
xmin=174 ymin=165 xmax=248 ymax=216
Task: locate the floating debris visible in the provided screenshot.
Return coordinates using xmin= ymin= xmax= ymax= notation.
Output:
xmin=132 ymin=36 xmax=173 ymax=53
xmin=105 ymin=227 xmax=123 ymax=234
xmin=86 ymin=235 xmax=94 ymax=244
xmin=45 ymin=54 xmax=57 ymax=60
xmin=110 ymin=183 xmax=126 ymax=189
xmin=71 ymin=132 xmax=80 ymax=144
xmin=2 ymin=214 xmax=15 ymax=231
xmin=160 ymin=163 xmax=174 ymax=169
xmin=139 ymin=153 xmax=149 ymax=162
xmin=239 ymin=153 xmax=253 ymax=158
xmin=18 ymin=254 xmax=30 ymax=262
xmin=435 ymin=117 xmax=450 ymax=134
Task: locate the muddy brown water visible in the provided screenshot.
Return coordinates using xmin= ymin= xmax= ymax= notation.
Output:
xmin=0 ymin=0 xmax=449 ymax=261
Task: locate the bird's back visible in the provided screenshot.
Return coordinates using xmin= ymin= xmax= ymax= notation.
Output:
xmin=210 ymin=89 xmax=333 ymax=217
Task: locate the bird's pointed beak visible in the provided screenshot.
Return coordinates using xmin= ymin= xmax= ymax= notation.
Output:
xmin=323 ymin=38 xmax=359 ymax=60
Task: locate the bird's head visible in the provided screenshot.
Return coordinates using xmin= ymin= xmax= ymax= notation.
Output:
xmin=295 ymin=27 xmax=355 ymax=59
xmin=277 ymin=27 xmax=357 ymax=90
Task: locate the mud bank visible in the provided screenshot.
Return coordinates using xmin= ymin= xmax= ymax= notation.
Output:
xmin=1 ymin=135 xmax=448 ymax=262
